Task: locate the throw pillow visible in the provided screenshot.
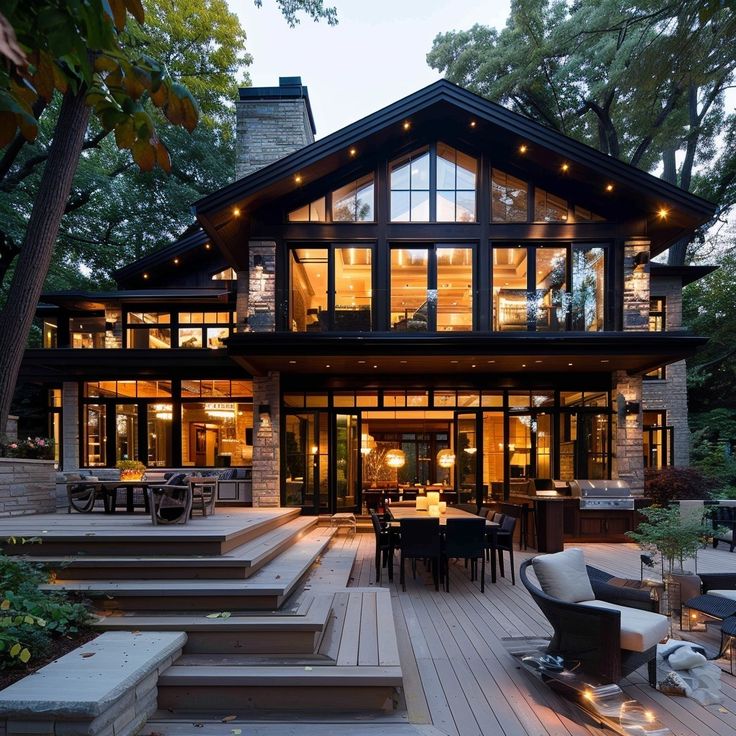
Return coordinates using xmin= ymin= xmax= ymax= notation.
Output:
xmin=531 ymin=548 xmax=595 ymax=603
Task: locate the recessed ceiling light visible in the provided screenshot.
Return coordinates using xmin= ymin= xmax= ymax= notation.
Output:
xmin=400 ymin=360 xmax=407 ymax=364
xmin=658 ymin=207 xmax=669 ymax=219
xmin=373 ymin=364 xmax=378 ymax=368
xmin=325 ymin=364 xmax=331 ymax=368
xmin=205 ymin=243 xmax=211 ymax=250
xmin=521 ymin=363 xmax=527 ymax=368
xmin=470 ymin=120 xmax=477 ymax=128
xmin=561 ymin=163 xmax=569 ymax=172
xmin=295 ymin=175 xmax=302 ymax=184
xmin=487 ymin=360 xmax=495 ymax=364
xmin=450 ymin=360 xmax=459 ymax=364
xmin=471 ymin=364 xmax=476 ymax=368
xmin=143 ymin=273 xmax=149 ymax=279
xmin=535 ymin=360 xmax=542 ymax=363
xmin=349 ymin=147 xmax=357 ymax=156
xmin=233 ymin=207 xmax=241 ymax=217
xmin=601 ymin=359 xmax=609 ymax=363
xmin=519 ymin=144 xmax=528 ymax=154
xmin=403 ymin=121 xmax=411 ymax=131
xmin=605 ymin=183 xmax=614 ymax=192
xmin=288 ymin=360 xmax=296 ymax=364
xmin=173 ymin=258 xmax=179 ymax=264
xmin=568 ymin=362 xmax=574 ymax=366
xmin=358 ymin=360 xmax=366 ymax=364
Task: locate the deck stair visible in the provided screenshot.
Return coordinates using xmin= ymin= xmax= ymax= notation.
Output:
xmin=33 ymin=516 xmax=318 ymax=580
xmin=8 ymin=508 xmax=403 ymax=719
xmin=41 ymin=525 xmax=337 ymax=610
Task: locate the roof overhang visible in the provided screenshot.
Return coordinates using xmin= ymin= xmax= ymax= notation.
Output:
xmin=193 ymin=80 xmax=716 ymax=262
xmin=225 ymin=332 xmax=707 ymax=377
xmin=39 ymin=289 xmax=232 ymax=311
xmin=650 ymin=263 xmax=718 ymax=286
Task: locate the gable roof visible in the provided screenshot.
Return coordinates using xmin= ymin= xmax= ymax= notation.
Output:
xmin=193 ymin=79 xmax=715 ymax=249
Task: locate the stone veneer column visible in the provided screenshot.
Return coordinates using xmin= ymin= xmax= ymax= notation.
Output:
xmin=614 ymin=238 xmax=650 ymax=494
xmin=252 ymin=373 xmax=280 ymax=507
xmin=61 ymin=382 xmax=79 ymax=471
xmin=247 ymin=242 xmax=277 ymax=332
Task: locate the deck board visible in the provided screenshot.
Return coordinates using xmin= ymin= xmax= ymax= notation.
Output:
xmin=346 ymin=534 xmax=736 ymax=736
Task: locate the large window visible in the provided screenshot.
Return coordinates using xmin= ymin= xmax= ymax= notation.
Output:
xmin=390 ymin=246 xmax=474 ymax=331
xmin=534 ymin=188 xmax=568 ymax=222
xmin=70 ymin=315 xmax=105 ymax=348
xmin=491 ymin=169 xmax=528 ymax=222
xmin=81 ymin=379 xmax=253 ymax=468
xmin=288 ymin=197 xmax=326 ymax=222
xmin=492 ymin=244 xmax=605 ymax=331
xmin=332 ymin=175 xmax=375 ymax=222
xmin=290 ymin=245 xmax=372 ymax=332
xmin=390 ymin=148 xmax=430 ymax=222
xmin=126 ymin=312 xmax=171 ymax=348
xmin=643 ymin=410 xmax=673 ymax=469
xmin=178 ymin=311 xmax=232 ymax=349
xmin=436 ymin=144 xmax=476 ymax=222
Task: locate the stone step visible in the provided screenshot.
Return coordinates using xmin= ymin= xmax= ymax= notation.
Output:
xmin=94 ymin=593 xmax=334 ymax=654
xmin=37 ymin=517 xmax=318 ymax=580
xmin=42 ymin=527 xmax=337 ymax=611
xmin=156 ymin=663 xmax=402 ymax=714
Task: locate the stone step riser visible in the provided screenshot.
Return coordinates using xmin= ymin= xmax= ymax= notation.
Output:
xmin=157 ymin=685 xmax=398 ymax=714
xmin=98 ymin=594 xmax=284 ymax=611
xmin=182 ymin=630 xmax=321 ymax=655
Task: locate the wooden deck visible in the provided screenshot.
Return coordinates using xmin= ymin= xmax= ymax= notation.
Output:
xmin=339 ymin=533 xmax=736 ymax=736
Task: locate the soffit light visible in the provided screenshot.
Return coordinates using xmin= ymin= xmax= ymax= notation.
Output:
xmin=605 ymin=183 xmax=614 ymax=192
xmin=403 ymin=121 xmax=411 ymax=131
xmin=519 ymin=144 xmax=528 ymax=154
xmin=658 ymin=208 xmax=669 ymax=220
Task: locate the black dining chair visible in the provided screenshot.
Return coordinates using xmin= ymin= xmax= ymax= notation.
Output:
xmin=399 ymin=518 xmax=442 ymax=592
xmin=495 ymin=514 xmax=518 ymax=585
xmin=443 ymin=517 xmax=487 ymax=593
xmin=370 ymin=510 xmax=394 ymax=583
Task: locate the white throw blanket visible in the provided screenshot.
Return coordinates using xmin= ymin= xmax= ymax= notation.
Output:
xmin=657 ymin=640 xmax=722 ymax=706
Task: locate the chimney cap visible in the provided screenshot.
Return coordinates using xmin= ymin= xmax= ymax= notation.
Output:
xmin=238 ymin=77 xmax=316 ymax=135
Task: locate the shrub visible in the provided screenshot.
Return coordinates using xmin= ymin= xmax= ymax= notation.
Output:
xmin=116 ymin=459 xmax=146 ymax=480
xmin=0 ymin=551 xmax=91 ymax=670
xmin=643 ymin=466 xmax=720 ymax=506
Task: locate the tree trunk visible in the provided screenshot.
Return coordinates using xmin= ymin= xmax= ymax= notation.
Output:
xmin=0 ymin=90 xmax=90 ymax=433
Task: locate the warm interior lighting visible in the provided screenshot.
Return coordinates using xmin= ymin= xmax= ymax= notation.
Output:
xmin=205 ymin=402 xmax=236 ymax=419
xmin=519 ymin=144 xmax=528 ymax=153
xmin=361 ymin=433 xmax=376 ymax=456
xmin=233 ymin=207 xmax=241 ymax=217
xmin=437 ymin=449 xmax=456 ymax=468
xmin=464 ymin=447 xmax=478 ymax=455
xmin=605 ymin=183 xmax=614 ymax=192
xmin=386 ymin=448 xmax=406 ymax=468
xmin=152 ymin=403 xmax=172 ymax=421
xmin=658 ymin=207 xmax=669 ymax=219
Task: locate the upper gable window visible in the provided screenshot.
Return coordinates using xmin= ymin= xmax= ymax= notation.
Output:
xmin=574 ymin=206 xmax=605 ymax=222
xmin=212 ymin=267 xmax=236 ymax=281
xmin=332 ymin=174 xmax=375 ymax=222
xmin=436 ymin=143 xmax=477 ymax=222
xmin=288 ymin=197 xmax=326 ymax=222
xmin=390 ymin=147 xmax=430 ymax=222
xmin=534 ymin=188 xmax=568 ymax=222
xmin=491 ymin=170 xmax=528 ymax=222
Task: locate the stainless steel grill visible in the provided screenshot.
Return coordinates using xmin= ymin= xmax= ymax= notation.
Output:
xmin=568 ymin=479 xmax=635 ymax=510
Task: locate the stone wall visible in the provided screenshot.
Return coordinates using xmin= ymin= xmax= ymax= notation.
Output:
xmin=236 ymin=98 xmax=314 ymax=179
xmin=62 ymin=381 xmax=79 ymax=471
xmin=247 ymin=242 xmax=277 ymax=332
xmin=0 ymin=458 xmax=56 ymax=516
xmin=623 ymin=239 xmax=650 ymax=331
xmin=613 ymin=371 xmax=645 ymax=494
xmin=252 ymin=373 xmax=280 ymax=507
xmin=643 ymin=274 xmax=690 ymax=465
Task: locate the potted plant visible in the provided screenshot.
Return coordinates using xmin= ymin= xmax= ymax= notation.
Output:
xmin=627 ymin=505 xmax=716 ymax=614
xmin=116 ymin=459 xmax=146 ymax=481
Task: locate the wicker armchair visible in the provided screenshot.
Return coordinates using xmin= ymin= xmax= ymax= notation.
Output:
xmin=520 ymin=560 xmax=664 ymax=686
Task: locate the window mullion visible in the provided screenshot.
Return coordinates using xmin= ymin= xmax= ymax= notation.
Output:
xmin=429 ymin=143 xmax=437 ymax=222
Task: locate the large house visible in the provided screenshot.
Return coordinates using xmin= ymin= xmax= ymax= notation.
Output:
xmin=22 ymin=77 xmax=715 ymax=522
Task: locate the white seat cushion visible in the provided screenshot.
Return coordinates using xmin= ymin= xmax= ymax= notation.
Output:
xmin=531 ymin=548 xmax=594 ymax=603
xmin=708 ymin=590 xmax=736 ymax=601
xmin=716 ymin=529 xmax=734 ymax=541
xmin=578 ymin=599 xmax=668 ymax=652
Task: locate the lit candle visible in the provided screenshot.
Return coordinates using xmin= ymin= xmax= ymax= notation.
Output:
xmin=428 ymin=504 xmax=440 ymax=517
xmin=416 ymin=496 xmax=429 ymax=511
xmin=439 ymin=501 xmax=447 ymax=515
xmin=427 ymin=491 xmax=440 ymax=507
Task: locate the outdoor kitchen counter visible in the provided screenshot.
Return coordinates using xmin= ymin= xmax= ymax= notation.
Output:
xmin=507 ymin=493 xmax=567 ymax=554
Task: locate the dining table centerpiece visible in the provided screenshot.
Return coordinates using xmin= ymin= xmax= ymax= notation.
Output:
xmin=116 ymin=459 xmax=146 ymax=481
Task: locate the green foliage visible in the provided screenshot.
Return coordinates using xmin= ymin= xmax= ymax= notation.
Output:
xmin=116 ymin=459 xmax=146 ymax=471
xmin=627 ymin=505 xmax=714 ymax=573
xmin=427 ymin=1 xmax=736 ymax=240
xmin=0 ymin=552 xmax=91 ymax=670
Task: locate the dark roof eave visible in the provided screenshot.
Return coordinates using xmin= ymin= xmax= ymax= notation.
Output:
xmin=650 ymin=263 xmax=718 ymax=286
xmin=193 ymin=80 xmax=716 ymax=222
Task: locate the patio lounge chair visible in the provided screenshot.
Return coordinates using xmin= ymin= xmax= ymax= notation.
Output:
xmin=148 ymin=473 xmax=191 ymax=525
xmin=520 ymin=549 xmax=668 ymax=686
xmin=66 ymin=476 xmax=102 ymax=513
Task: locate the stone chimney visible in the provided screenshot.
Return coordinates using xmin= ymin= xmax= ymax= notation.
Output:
xmin=235 ymin=76 xmax=316 ymax=179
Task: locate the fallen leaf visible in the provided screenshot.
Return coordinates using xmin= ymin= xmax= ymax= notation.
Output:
xmin=719 ymin=707 xmax=729 ymax=713
xmin=80 ymin=652 xmax=96 ymax=658
xmin=304 ymin=666 xmax=313 ymax=671
xmin=221 ymin=715 xmax=237 ymax=723
xmin=232 ymin=730 xmax=242 ymax=735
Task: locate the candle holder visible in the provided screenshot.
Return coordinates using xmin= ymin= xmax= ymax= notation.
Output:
xmin=428 ymin=504 xmax=440 ymax=517
xmin=680 ymin=604 xmax=707 ymax=633
xmin=426 ymin=491 xmax=440 ymax=508
xmin=439 ymin=501 xmax=447 ymax=515
xmin=415 ymin=496 xmax=429 ymax=511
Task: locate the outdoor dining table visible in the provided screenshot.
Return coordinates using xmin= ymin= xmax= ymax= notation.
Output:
xmin=97 ymin=480 xmax=151 ymax=513
xmin=387 ymin=505 xmax=502 ymax=583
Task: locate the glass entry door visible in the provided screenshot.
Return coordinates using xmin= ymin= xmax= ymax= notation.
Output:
xmin=335 ymin=413 xmax=360 ymax=511
xmin=283 ymin=412 xmax=329 ymax=514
